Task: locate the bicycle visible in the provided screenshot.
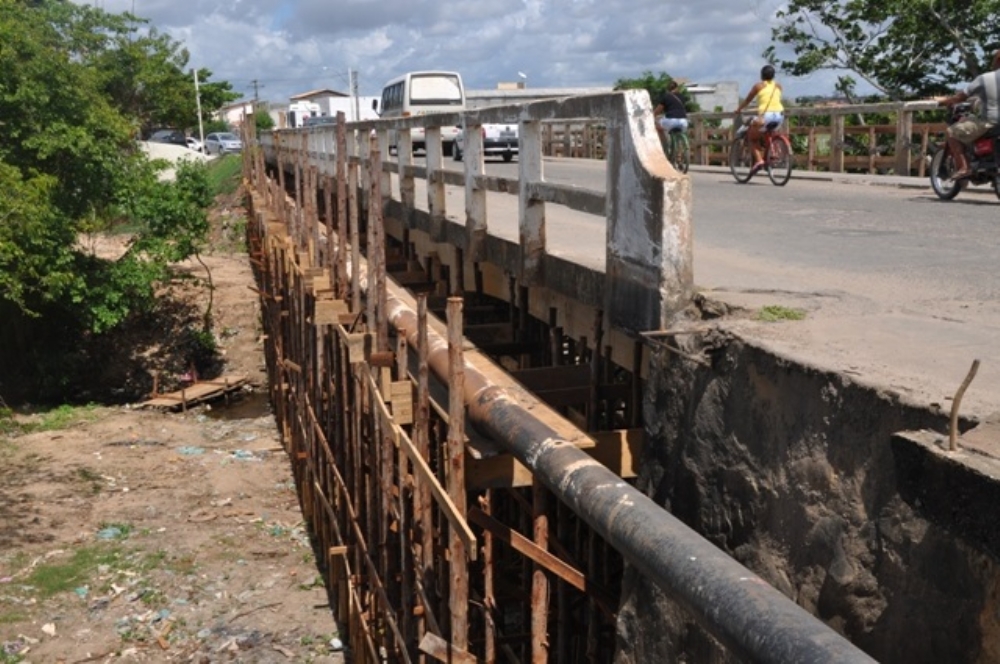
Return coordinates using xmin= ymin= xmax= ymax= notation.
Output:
xmin=729 ymin=116 xmax=793 ymax=186
xmin=663 ymin=127 xmax=690 ymax=174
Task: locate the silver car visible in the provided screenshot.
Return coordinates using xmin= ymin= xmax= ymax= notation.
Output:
xmin=204 ymin=132 xmax=243 ymax=155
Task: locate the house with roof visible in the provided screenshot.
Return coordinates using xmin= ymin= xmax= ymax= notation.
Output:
xmin=269 ymin=88 xmax=381 ymax=128
xmin=214 ymin=100 xmax=256 ymax=128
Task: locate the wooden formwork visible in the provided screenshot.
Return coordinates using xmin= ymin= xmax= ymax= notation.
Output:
xmin=242 ymin=117 xmax=626 ymax=663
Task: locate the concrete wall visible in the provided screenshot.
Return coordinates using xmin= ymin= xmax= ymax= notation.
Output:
xmin=618 ymin=334 xmax=1000 ymax=663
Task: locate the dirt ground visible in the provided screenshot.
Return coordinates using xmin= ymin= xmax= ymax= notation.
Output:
xmin=0 ymin=190 xmax=348 ymax=663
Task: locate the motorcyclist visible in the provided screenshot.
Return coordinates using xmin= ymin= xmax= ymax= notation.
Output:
xmin=935 ymin=49 xmax=1000 ymax=181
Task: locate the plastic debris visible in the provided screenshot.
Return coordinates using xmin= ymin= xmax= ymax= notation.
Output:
xmin=177 ymin=446 xmax=205 ymax=456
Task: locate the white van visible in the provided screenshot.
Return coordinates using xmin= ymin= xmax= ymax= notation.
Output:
xmin=288 ymin=101 xmax=321 ymax=129
xmin=375 ymin=71 xmax=465 ymax=156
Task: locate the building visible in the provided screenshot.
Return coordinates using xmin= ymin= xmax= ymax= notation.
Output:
xmin=214 ymin=100 xmax=257 ymax=128
xmin=269 ymin=88 xmax=381 ymax=128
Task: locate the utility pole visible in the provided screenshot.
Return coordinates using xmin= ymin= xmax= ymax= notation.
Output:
xmin=193 ymin=68 xmax=205 ymax=148
xmin=350 ymin=69 xmax=360 ymax=122
xmin=251 ymin=79 xmax=262 ymax=103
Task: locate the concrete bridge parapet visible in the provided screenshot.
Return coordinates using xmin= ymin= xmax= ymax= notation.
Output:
xmin=260 ymin=90 xmax=692 ymax=340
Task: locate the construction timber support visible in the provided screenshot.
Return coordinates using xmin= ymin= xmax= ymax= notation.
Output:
xmin=241 ymin=100 xmax=877 ymax=663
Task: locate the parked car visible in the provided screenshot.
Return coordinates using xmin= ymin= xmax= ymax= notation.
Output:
xmin=148 ymin=129 xmax=188 ymax=147
xmin=186 ymin=136 xmax=204 ymax=153
xmin=303 ymin=115 xmax=337 ymax=127
xmin=204 ymin=132 xmax=243 ymax=155
xmin=453 ymin=122 xmax=518 ymax=162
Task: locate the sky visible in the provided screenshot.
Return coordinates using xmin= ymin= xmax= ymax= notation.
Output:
xmin=75 ymin=0 xmax=850 ymax=105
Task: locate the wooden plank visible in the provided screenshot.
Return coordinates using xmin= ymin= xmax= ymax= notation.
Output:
xmin=389 ymin=381 xmax=413 ymax=425
xmin=140 ymin=375 xmax=249 ymax=410
xmin=468 ymin=507 xmax=585 ymax=592
xmin=532 ymin=385 xmax=589 ymax=408
xmin=511 ymin=364 xmax=590 ymax=392
xmin=336 ymin=324 xmax=369 ymax=363
xmin=390 ymin=269 xmax=431 ymax=286
xmin=466 ymin=453 xmax=535 ymax=490
xmin=586 ymin=428 xmax=643 ymax=478
xmin=396 ymin=412 xmax=478 ymax=561
xmin=418 ymin=632 xmax=480 ymax=664
xmin=314 ymin=299 xmax=349 ymax=325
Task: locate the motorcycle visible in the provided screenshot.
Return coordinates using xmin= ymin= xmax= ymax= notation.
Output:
xmin=929 ymin=102 xmax=1000 ymax=201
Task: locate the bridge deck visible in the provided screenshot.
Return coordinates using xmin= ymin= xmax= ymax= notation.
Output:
xmin=383 ymin=160 xmax=1000 ymax=421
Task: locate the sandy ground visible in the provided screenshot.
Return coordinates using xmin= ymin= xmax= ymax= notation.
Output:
xmin=0 ymin=183 xmax=347 ymax=663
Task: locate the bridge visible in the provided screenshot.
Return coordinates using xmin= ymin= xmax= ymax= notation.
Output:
xmin=240 ymin=90 xmax=1000 ymax=663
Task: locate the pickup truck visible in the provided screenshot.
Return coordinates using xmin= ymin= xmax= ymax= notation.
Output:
xmin=453 ymin=122 xmax=519 ymax=162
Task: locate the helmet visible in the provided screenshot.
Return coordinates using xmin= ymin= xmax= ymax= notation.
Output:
xmin=761 ymin=65 xmax=776 ymax=81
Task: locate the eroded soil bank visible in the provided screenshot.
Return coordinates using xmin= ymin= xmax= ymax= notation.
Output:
xmin=616 ymin=335 xmax=1000 ymax=664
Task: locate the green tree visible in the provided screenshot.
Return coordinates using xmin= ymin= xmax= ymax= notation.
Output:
xmin=613 ymin=71 xmax=700 ymax=112
xmin=71 ymin=11 xmax=239 ymax=135
xmin=767 ymin=0 xmax=1000 ymax=99
xmin=0 ymin=0 xmax=228 ymax=402
xmin=255 ymin=108 xmax=276 ymax=132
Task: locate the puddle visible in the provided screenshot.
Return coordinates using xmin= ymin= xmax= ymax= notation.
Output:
xmin=204 ymin=390 xmax=272 ymax=421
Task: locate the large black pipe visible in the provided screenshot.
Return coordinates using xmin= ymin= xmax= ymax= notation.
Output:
xmin=472 ymin=385 xmax=875 ymax=663
xmin=384 ymin=291 xmax=877 ymax=664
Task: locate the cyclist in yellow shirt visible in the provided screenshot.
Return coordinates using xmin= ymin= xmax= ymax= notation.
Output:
xmin=734 ymin=65 xmax=785 ymax=174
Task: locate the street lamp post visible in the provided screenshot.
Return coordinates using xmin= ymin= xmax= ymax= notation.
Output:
xmin=192 ymin=68 xmax=205 ymax=149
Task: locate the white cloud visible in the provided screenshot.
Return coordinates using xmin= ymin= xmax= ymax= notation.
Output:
xmin=75 ymin=0 xmax=863 ymax=105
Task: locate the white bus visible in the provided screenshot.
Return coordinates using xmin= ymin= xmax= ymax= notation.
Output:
xmin=376 ymin=71 xmax=465 ymax=156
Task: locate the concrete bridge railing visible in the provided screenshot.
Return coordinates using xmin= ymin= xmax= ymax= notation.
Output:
xmin=260 ymin=90 xmax=693 ymax=336
xmin=367 ymin=97 xmax=943 ymax=177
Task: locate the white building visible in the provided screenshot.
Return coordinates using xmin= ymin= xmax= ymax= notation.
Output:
xmin=270 ymin=88 xmax=380 ymax=128
xmin=214 ymin=100 xmax=256 ymax=128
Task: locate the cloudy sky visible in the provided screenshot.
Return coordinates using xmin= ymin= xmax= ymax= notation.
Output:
xmin=76 ymin=0 xmax=847 ymax=104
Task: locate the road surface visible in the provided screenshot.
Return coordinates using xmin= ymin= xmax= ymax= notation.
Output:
xmin=416 ymin=157 xmax=1000 ymax=418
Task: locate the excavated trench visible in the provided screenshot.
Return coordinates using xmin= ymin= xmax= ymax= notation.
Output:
xmin=375 ymin=232 xmax=1000 ymax=662
xmin=272 ymin=162 xmax=1000 ymax=663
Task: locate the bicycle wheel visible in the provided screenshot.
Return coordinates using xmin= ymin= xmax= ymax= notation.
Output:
xmin=729 ymin=137 xmax=754 ymax=183
xmin=673 ymin=133 xmax=690 ymax=174
xmin=766 ymin=135 xmax=793 ymax=186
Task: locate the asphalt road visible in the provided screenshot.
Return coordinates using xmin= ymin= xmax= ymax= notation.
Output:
xmin=436 ymin=157 xmax=1000 ymax=418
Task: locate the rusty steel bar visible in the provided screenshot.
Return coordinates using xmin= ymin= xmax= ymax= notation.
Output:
xmin=381 ymin=291 xmax=876 ymax=664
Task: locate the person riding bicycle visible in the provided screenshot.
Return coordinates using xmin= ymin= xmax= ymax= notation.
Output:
xmin=654 ymin=80 xmax=689 ymax=140
xmin=734 ymin=65 xmax=785 ymax=174
xmin=934 ymin=49 xmax=1000 ymax=182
